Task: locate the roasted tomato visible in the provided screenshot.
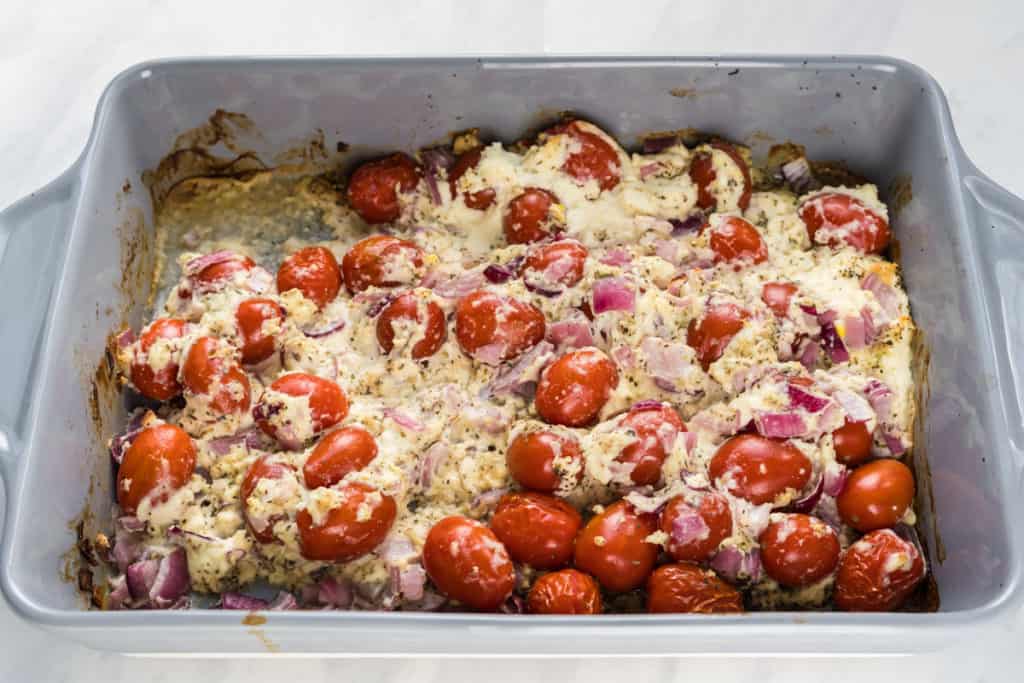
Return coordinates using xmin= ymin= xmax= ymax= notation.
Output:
xmin=832 ymin=418 xmax=873 ymax=466
xmin=346 ymin=152 xmax=422 ymax=224
xmin=303 ymin=426 xmax=378 ymax=489
xmin=686 ymin=302 xmax=748 ymax=371
xmin=423 ymin=516 xmax=515 ymax=611
xmin=574 ymin=500 xmax=658 ymax=593
xmin=276 ymin=246 xmax=342 ymax=309
xmin=709 ymin=434 xmax=813 ymax=506
xmin=761 ymin=282 xmax=798 ymax=317
xmin=535 ymin=348 xmax=618 ymax=427
xmin=646 ymin=563 xmax=744 ymax=614
xmin=506 ymin=430 xmax=584 ymax=493
xmin=546 ymin=121 xmax=621 ymax=192
xmin=342 ymin=235 xmax=424 ymax=294
xmin=660 ymin=493 xmax=733 ymax=563
xmin=448 ymin=147 xmax=495 ymax=210
xmin=503 ymin=188 xmax=563 ymax=244
xmin=709 ymin=216 xmax=768 ymax=265
xmin=192 ymin=252 xmax=255 ymax=287
xmin=837 ymin=459 xmax=915 ymax=532
xmin=240 ymin=455 xmax=296 ymax=543
xmin=116 ymin=424 xmax=196 ymax=515
xmin=490 ymin=492 xmax=581 ymax=570
xmin=799 ymin=192 xmax=890 ymax=254
xmin=375 ymin=291 xmax=447 ymax=359
xmin=297 ymin=482 xmax=396 ymax=562
xmin=615 ymin=402 xmax=686 ymax=486
xmin=130 ymin=318 xmax=187 ymax=401
xmin=235 ymin=298 xmax=284 ymax=365
xmin=834 ymin=529 xmax=925 ymax=611
xmin=689 ymin=142 xmax=752 ymax=212
xmin=527 ymin=569 xmax=603 ymax=615
xmin=520 ymin=240 xmax=587 ymax=292
xmin=254 ymin=373 xmax=349 ymax=447
xmin=454 ymin=290 xmax=545 ymax=363
xmin=181 ymin=336 xmax=251 ymax=414
xmin=759 ymin=513 xmax=840 ymax=587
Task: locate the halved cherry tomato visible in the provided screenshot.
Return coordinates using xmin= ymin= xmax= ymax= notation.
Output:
xmin=761 ymin=282 xmax=798 ymax=317
xmin=241 ymin=455 xmax=296 ymax=543
xmin=686 ymin=302 xmax=748 ymax=371
xmin=116 ymin=424 xmax=196 ymax=515
xmin=454 ymin=290 xmax=545 ymax=363
xmin=834 ymin=528 xmax=925 ymax=611
xmin=709 ymin=216 xmax=768 ymax=265
xmin=574 ymin=500 xmax=658 ymax=592
xmin=490 ymin=492 xmax=581 ymax=570
xmin=254 ymin=373 xmax=349 ymax=445
xmin=503 ymin=188 xmax=563 ymax=244
xmin=448 ymin=148 xmax=495 ymax=210
xmin=520 ymin=240 xmax=587 ymax=290
xmin=346 ymin=152 xmax=422 ymax=224
xmin=506 ymin=430 xmax=584 ymax=493
xmin=130 ymin=318 xmax=187 ymax=401
xmin=527 ymin=569 xmax=602 ymax=615
xmin=546 ymin=121 xmax=621 ymax=192
xmin=646 ymin=563 xmax=744 ymax=614
xmin=535 ymin=348 xmax=618 ymax=427
xmin=660 ymin=493 xmax=733 ymax=563
xmin=833 ymin=418 xmax=873 ymax=466
xmin=236 ymin=298 xmax=284 ymax=365
xmin=375 ymin=291 xmax=447 ymax=359
xmin=181 ymin=337 xmax=251 ymax=414
xmin=276 ymin=246 xmax=342 ymax=309
xmin=193 ymin=252 xmax=255 ymax=287
xmin=799 ymin=192 xmax=890 ymax=254
xmin=303 ymin=426 xmax=378 ymax=489
xmin=759 ymin=513 xmax=840 ymax=587
xmin=837 ymin=459 xmax=915 ymax=532
xmin=709 ymin=434 xmax=813 ymax=506
xmin=423 ymin=516 xmax=515 ymax=611
xmin=689 ymin=142 xmax=752 ymax=212
xmin=341 ymin=235 xmax=424 ymax=294
xmin=297 ymin=482 xmax=396 ymax=562
xmin=616 ymin=402 xmax=686 ymax=486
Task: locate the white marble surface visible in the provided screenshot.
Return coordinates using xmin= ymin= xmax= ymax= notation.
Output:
xmin=2 ymin=0 xmax=1023 ymax=679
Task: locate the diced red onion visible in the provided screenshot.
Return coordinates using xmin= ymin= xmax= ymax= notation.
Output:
xmin=500 ymin=594 xmax=525 ymax=615
xmin=397 ymin=564 xmax=427 ymax=601
xmin=819 ymin=320 xmax=849 ymax=363
xmin=116 ymin=328 xmax=136 ymax=349
xmin=781 ymin=156 xmax=821 ymax=195
xmin=472 ymin=341 xmax=507 ymax=366
xmin=755 ymin=411 xmax=807 ymax=439
xmin=641 ymin=337 xmax=694 ymax=388
xmin=184 ymin=250 xmax=238 ymax=277
xmin=378 ymin=535 xmax=417 ymax=565
xmin=483 ymin=263 xmax=515 ymax=283
xmin=639 ymin=162 xmax=663 ymax=179
xmin=268 ymin=591 xmax=299 ymax=610
xmin=433 ymin=268 xmax=486 ymax=299
xmin=711 ymin=547 xmax=762 ymax=584
xmin=106 ymin=575 xmax=132 ymax=610
xmin=823 ymin=462 xmax=849 ymax=497
xmin=471 ymin=487 xmax=508 ymax=511
xmin=669 ymin=212 xmax=705 ymax=236
xmin=166 ymin=525 xmax=214 ymax=542
xmin=861 ymin=273 xmax=902 ymax=321
xmin=317 ymin=576 xmax=354 ymax=609
xmin=304 ymin=317 xmax=347 ymax=338
xmin=416 ymin=442 xmax=450 ymax=489
xmin=654 ymin=239 xmax=680 ymax=265
xmin=883 ymin=432 xmax=908 ymax=456
xmin=149 ymin=547 xmax=190 ymax=608
xmin=798 ymin=339 xmax=820 ymax=371
xmin=220 ymin=592 xmax=270 ymax=610
xmin=611 ymin=345 xmax=636 ymax=370
xmin=125 ymin=558 xmax=160 ymax=601
xmin=682 ymin=431 xmax=698 ymax=456
xmin=383 ymin=407 xmax=425 ymax=432
xmin=599 ymin=248 xmax=633 ymax=267
xmin=817 ymin=308 xmax=837 ymax=325
xmin=410 ymin=589 xmax=447 ymax=611
xmin=860 ymin=306 xmax=878 ymax=345
xmin=546 ymin=317 xmax=594 ymax=350
xmin=833 ymin=389 xmax=874 ymax=422
xmin=668 ymin=504 xmax=711 ymax=546
xmin=246 ymin=266 xmax=274 ymax=294
xmin=642 ymin=135 xmax=679 ymax=154
xmin=789 ymin=475 xmax=824 ymax=514
xmin=109 ymin=411 xmax=149 ymax=465
xmin=208 ymin=428 xmax=260 ymax=456
xmin=592 ymin=277 xmax=635 ymax=314
xmin=865 ymin=379 xmax=894 ymax=417
xmin=841 ymin=314 xmax=868 ymax=350
xmin=487 ymin=340 xmax=555 ymax=397
xmin=787 ymin=383 xmax=830 ymax=413
xmin=421 ymin=147 xmax=454 ymax=205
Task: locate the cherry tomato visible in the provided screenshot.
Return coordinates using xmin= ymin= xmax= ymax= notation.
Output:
xmin=761 ymin=282 xmax=798 ymax=317
xmin=130 ymin=318 xmax=187 ymax=401
xmin=193 ymin=252 xmax=255 ymax=287
xmin=574 ymin=500 xmax=658 ymax=592
xmin=837 ymin=459 xmax=915 ymax=532
xmin=235 ymin=298 xmax=284 ymax=365
xmin=689 ymin=142 xmax=752 ymax=211
xmin=255 ymin=373 xmax=349 ymax=444
xmin=423 ymin=516 xmax=515 ymax=611
xmin=660 ymin=493 xmax=733 ymax=562
xmin=834 ymin=528 xmax=925 ymax=611
xmin=181 ymin=336 xmax=251 ymax=414
xmin=297 ymin=482 xmax=396 ymax=562
xmin=506 ymin=430 xmax=584 ymax=493
xmin=448 ymin=147 xmax=495 ymax=210
xmin=646 ymin=563 xmax=744 ymax=614
xmin=547 ymin=121 xmax=621 ymax=192
xmin=520 ymin=240 xmax=587 ymax=290
xmin=535 ymin=348 xmax=618 ymax=427
xmin=527 ymin=569 xmax=602 ymax=615
xmin=276 ymin=246 xmax=342 ymax=309
xmin=799 ymin=192 xmax=890 ymax=254
xmin=303 ymin=426 xmax=378 ymax=489
xmin=686 ymin=302 xmax=748 ymax=371
xmin=240 ymin=455 xmax=296 ymax=543
xmin=709 ymin=434 xmax=813 ymax=505
xmin=454 ymin=289 xmax=545 ymax=363
xmin=341 ymin=235 xmax=424 ymax=294
xmin=490 ymin=492 xmax=581 ymax=570
xmin=346 ymin=152 xmax=422 ymax=224
xmin=503 ymin=188 xmax=563 ymax=244
xmin=833 ymin=418 xmax=873 ymax=466
xmin=116 ymin=424 xmax=196 ymax=515
xmin=375 ymin=291 xmax=447 ymax=359
xmin=709 ymin=216 xmax=768 ymax=265
xmin=759 ymin=513 xmax=840 ymax=587
xmin=615 ymin=402 xmax=686 ymax=486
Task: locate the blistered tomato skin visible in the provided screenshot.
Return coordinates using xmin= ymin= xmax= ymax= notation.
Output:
xmin=489 ymin=492 xmax=581 ymax=570
xmin=759 ymin=513 xmax=841 ymax=588
xmin=686 ymin=303 xmax=748 ymax=371
xmin=454 ymin=290 xmax=545 ymax=363
xmin=834 ymin=529 xmax=925 ymax=611
xmin=241 ymin=456 xmax=296 ymax=544
xmin=181 ymin=336 xmax=251 ymax=414
xmin=303 ymin=426 xmax=378 ymax=489
xmin=837 ymin=459 xmax=915 ymax=532
xmin=346 ymin=152 xmax=422 ymax=224
xmin=761 ymin=282 xmax=798 ymax=317
xmin=646 ymin=563 xmax=744 ymax=614
xmin=546 ymin=121 xmax=621 ymax=192
xmin=276 ymin=246 xmax=342 ymax=309
xmin=254 ymin=373 xmax=349 ymax=444
xmin=690 ymin=142 xmax=752 ymax=211
xmin=709 ymin=216 xmax=768 ymax=265
xmin=194 ymin=253 xmax=255 ymax=286
xmin=520 ymin=240 xmax=588 ymax=289
xmin=535 ymin=348 xmax=618 ymax=427
xmin=660 ymin=493 xmax=733 ymax=563
xmin=709 ymin=434 xmax=813 ymax=506
xmin=297 ymin=482 xmax=397 ymax=562
xmin=503 ymin=188 xmax=563 ymax=244
xmin=131 ymin=318 xmax=188 ymax=401
xmin=616 ymin=403 xmax=686 ymax=486
xmin=342 ymin=235 xmax=425 ymax=294
xmin=506 ymin=430 xmax=584 ymax=493
xmin=375 ymin=292 xmax=447 ymax=359
xmin=423 ymin=516 xmax=515 ymax=611
xmin=527 ymin=569 xmax=603 ymax=615
xmin=574 ymin=500 xmax=658 ymax=593
xmin=799 ymin=192 xmax=891 ymax=254
xmin=832 ymin=418 xmax=873 ymax=466
xmin=236 ymin=298 xmax=284 ymax=365
xmin=448 ymin=148 xmax=496 ymax=210
xmin=117 ymin=424 xmax=196 ymax=516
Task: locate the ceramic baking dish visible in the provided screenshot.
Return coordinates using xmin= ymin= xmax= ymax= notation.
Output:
xmin=1 ymin=56 xmax=1023 ymax=656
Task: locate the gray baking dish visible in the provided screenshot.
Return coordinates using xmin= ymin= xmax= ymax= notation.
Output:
xmin=1 ymin=56 xmax=1023 ymax=656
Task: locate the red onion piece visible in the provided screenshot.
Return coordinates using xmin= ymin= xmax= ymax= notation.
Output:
xmin=125 ymin=558 xmax=160 ymax=601
xmin=787 ymin=383 xmax=831 ymax=413
xmin=109 ymin=411 xmax=149 ymax=465
xmin=523 ymin=281 xmax=563 ymax=298
xmin=682 ymin=431 xmax=699 ymax=455
xmin=416 ymin=442 xmax=451 ymax=489
xmin=397 ymin=564 xmax=427 ymax=601
xmin=471 ymin=341 xmax=507 ymax=366
xmin=599 ymin=247 xmax=633 ymax=267
xmin=611 ymin=345 xmax=636 ymax=370
xmin=421 ymin=147 xmax=454 ymax=206
xmin=833 ymin=389 xmax=874 ymax=422
xmin=220 ymin=592 xmax=270 ymax=610
xmin=642 ymin=135 xmax=679 ymax=154
xmin=106 ymin=575 xmax=132 ymax=610
xmin=883 ymin=432 xmax=908 ymax=456
xmin=668 ymin=504 xmax=711 ymax=546
xmin=781 ymin=156 xmax=821 ymax=195
xmin=433 ymin=268 xmax=487 ymax=299
xmin=819 ymin=319 xmax=849 ymax=363
xmin=841 ymin=314 xmax=868 ymax=350
xmin=487 ymin=340 xmax=555 ymax=398
xmin=639 ymin=162 xmax=663 ymax=179
xmin=500 ymin=594 xmax=525 ymax=615
xmin=183 ymin=250 xmax=238 ymax=277
xmin=378 ymin=535 xmax=417 ymax=565
xmin=669 ymin=212 xmax=705 ymax=236
xmin=268 ymin=591 xmax=299 ymax=610
xmin=823 ymin=462 xmax=849 ymax=497
xmin=546 ymin=317 xmax=594 ymax=350
xmin=654 ymin=239 xmax=680 ymax=265
xmin=116 ymin=328 xmax=136 ymax=349
xmin=755 ymin=411 xmax=807 ymax=439
xmin=789 ymin=475 xmax=825 ymax=514
xmin=711 ymin=546 xmax=762 ymax=584
xmin=149 ymin=547 xmax=190 ymax=608
xmin=865 ymin=379 xmax=894 ymax=416
xmin=166 ymin=525 xmax=214 ymax=543
xmin=798 ymin=339 xmax=820 ymax=371
xmin=861 ymin=273 xmax=901 ymax=320
xmin=471 ymin=487 xmax=509 ymax=511
xmin=317 ymin=576 xmax=354 ymax=609
xmin=383 ymin=407 xmax=425 ymax=432
xmin=860 ymin=306 xmax=878 ymax=345
xmin=592 ymin=277 xmax=635 ymax=314
xmin=483 ymin=263 xmax=515 ymax=283
xmin=304 ymin=316 xmax=347 ymax=338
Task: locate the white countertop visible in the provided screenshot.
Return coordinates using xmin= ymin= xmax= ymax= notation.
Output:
xmin=2 ymin=0 xmax=1023 ymax=679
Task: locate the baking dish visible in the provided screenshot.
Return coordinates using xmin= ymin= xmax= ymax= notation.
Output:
xmin=1 ymin=55 xmax=1022 ymax=655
